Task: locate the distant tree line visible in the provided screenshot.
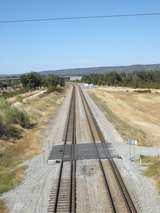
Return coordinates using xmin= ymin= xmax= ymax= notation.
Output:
xmin=20 ymin=72 xmax=65 ymax=90
xmin=82 ymin=71 xmax=160 ymax=88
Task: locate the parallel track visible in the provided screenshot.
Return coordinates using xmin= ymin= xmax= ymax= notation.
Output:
xmin=79 ymin=86 xmax=138 ymax=213
xmin=48 ymin=86 xmax=76 ymax=213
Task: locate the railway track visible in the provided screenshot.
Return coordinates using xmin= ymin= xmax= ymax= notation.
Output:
xmin=79 ymin=86 xmax=138 ymax=213
xmin=48 ymin=86 xmax=76 ymax=213
xmin=48 ymin=85 xmax=138 ymax=213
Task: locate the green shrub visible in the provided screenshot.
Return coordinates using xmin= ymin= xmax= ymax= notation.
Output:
xmin=0 ymin=98 xmax=31 ymax=128
xmin=16 ymin=111 xmax=31 ymax=128
xmin=5 ymin=108 xmax=31 ymax=128
xmin=0 ymin=98 xmax=32 ymax=138
xmin=0 ymin=170 xmax=17 ymax=193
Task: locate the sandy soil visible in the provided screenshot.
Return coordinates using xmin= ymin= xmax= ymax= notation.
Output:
xmin=88 ymin=86 xmax=160 ymax=146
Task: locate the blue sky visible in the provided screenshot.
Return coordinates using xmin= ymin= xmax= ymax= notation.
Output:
xmin=0 ymin=0 xmax=160 ymax=74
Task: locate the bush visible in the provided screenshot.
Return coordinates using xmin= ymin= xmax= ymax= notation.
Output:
xmin=1 ymin=98 xmax=31 ymax=128
xmin=0 ymin=98 xmax=32 ymax=139
xmin=16 ymin=111 xmax=31 ymax=128
xmin=0 ymin=170 xmax=17 ymax=193
xmin=6 ymin=108 xmax=31 ymax=128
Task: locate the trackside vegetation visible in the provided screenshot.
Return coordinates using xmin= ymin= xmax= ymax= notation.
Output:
xmin=20 ymin=72 xmax=65 ymax=90
xmin=82 ymin=71 xmax=160 ymax=88
xmin=0 ymin=98 xmax=32 ymax=139
xmin=0 ymin=72 xmax=65 ymax=100
xmin=0 ymin=72 xmax=65 ymax=139
xmin=0 ymin=98 xmax=31 ymax=212
xmin=141 ymin=156 xmax=160 ymax=191
xmin=0 ymin=72 xmax=66 ymax=139
xmin=0 ymin=74 xmax=66 ymax=212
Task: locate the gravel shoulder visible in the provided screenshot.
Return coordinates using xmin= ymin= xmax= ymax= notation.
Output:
xmin=84 ymin=87 xmax=160 ymax=213
xmin=3 ymin=87 xmax=72 ymax=213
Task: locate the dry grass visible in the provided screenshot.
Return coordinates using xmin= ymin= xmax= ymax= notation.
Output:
xmin=0 ymin=198 xmax=7 ymax=213
xmin=0 ymin=90 xmax=65 ymax=212
xmin=90 ymin=93 xmax=147 ymax=145
xmin=88 ymin=86 xmax=160 ymax=146
xmin=141 ymin=156 xmax=160 ymax=191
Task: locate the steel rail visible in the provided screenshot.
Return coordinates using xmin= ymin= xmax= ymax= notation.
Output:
xmin=69 ymin=86 xmax=76 ymax=213
xmin=79 ymin=86 xmax=116 ymax=213
xmin=52 ymin=85 xmax=76 ymax=213
xmin=79 ymin=85 xmax=138 ymax=213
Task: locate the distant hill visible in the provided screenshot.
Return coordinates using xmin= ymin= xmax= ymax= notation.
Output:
xmin=1 ymin=64 xmax=160 ymax=77
xmin=39 ymin=64 xmax=160 ymax=76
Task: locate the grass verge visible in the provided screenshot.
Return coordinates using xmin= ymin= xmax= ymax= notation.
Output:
xmin=0 ymin=143 xmax=26 ymax=194
xmin=89 ymin=93 xmax=147 ymax=145
xmin=141 ymin=156 xmax=160 ymax=191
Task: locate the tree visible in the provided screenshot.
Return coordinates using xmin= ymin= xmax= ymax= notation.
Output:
xmin=81 ymin=71 xmax=160 ymax=89
xmin=20 ymin=72 xmax=42 ymax=89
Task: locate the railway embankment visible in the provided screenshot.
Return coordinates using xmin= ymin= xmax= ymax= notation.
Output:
xmin=0 ymin=88 xmax=66 ymax=213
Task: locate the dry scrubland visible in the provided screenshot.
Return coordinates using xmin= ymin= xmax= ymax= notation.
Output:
xmin=141 ymin=156 xmax=160 ymax=192
xmin=0 ymin=89 xmax=65 ymax=212
xmin=89 ymin=86 xmax=160 ymax=147
xmin=88 ymin=86 xmax=160 ymax=191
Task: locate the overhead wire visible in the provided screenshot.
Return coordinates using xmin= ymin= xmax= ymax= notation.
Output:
xmin=0 ymin=12 xmax=160 ymax=24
